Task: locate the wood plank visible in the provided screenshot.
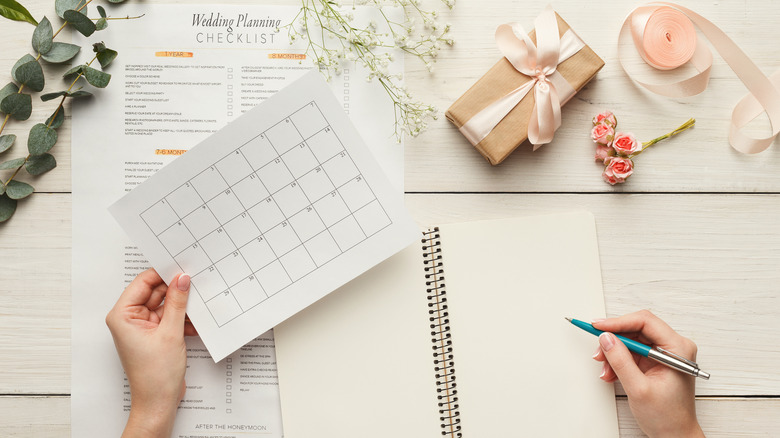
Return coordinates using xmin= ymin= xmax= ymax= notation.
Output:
xmin=1 ymin=396 xmax=777 ymax=437
xmin=2 ymin=193 xmax=779 ymax=395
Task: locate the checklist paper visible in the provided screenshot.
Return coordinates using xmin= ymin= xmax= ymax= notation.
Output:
xmin=110 ymin=70 xmax=419 ymax=361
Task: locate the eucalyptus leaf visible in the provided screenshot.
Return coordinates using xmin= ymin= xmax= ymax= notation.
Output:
xmin=32 ymin=16 xmax=53 ymax=54
xmin=0 ymin=82 xmax=18 ymax=104
xmin=93 ymin=41 xmax=106 ymax=52
xmin=5 ymin=180 xmax=34 ymax=200
xmin=97 ymin=5 xmax=105 ymax=17
xmin=27 ymin=123 xmax=57 ymax=155
xmin=84 ymin=66 xmax=110 ymax=88
xmin=12 ymin=58 xmax=45 ymax=92
xmin=54 ymin=0 xmax=86 ymax=19
xmin=96 ymin=48 xmax=117 ymax=68
xmin=46 ymin=107 xmax=64 ymax=129
xmin=0 ymin=157 xmax=25 ymax=170
xmin=0 ymin=0 xmax=38 ymax=26
xmin=63 ymin=64 xmax=85 ymax=80
xmin=0 ymin=183 xmax=4 ymax=196
xmin=63 ymin=9 xmax=95 ymax=36
xmin=41 ymin=42 xmax=81 ymax=63
xmin=0 ymin=194 xmax=17 ymax=222
xmin=11 ymin=54 xmax=35 ymax=80
xmin=107 ymin=0 xmax=126 ymax=3
xmin=0 ymin=134 xmax=15 ymax=153
xmin=95 ymin=17 xmax=106 ymax=30
xmin=41 ymin=90 xmax=67 ymax=101
xmin=68 ymin=90 xmax=92 ymax=98
xmin=0 ymin=93 xmax=32 ymax=120
xmin=25 ymin=153 xmax=56 ymax=175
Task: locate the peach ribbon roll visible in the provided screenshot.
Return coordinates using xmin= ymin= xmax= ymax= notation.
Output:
xmin=619 ymin=2 xmax=780 ymax=154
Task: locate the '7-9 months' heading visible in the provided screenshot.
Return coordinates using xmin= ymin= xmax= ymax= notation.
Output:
xmin=192 ymin=12 xmax=282 ymax=45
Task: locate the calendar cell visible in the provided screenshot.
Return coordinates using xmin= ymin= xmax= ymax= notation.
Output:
xmin=352 ymin=200 xmax=391 ymax=237
xmin=174 ymin=242 xmax=212 ymax=276
xmin=216 ymin=150 xmax=254 ymax=186
xmin=190 ymin=167 xmax=229 ymax=202
xmin=306 ymin=127 xmax=343 ymax=162
xmin=322 ymin=152 xmax=359 ymax=187
xmin=223 ymin=213 xmax=261 ymax=247
xmin=298 ymin=166 xmax=335 ymax=202
xmin=199 ymin=228 xmax=237 ymax=262
xmin=247 ymin=197 xmax=285 ymax=233
xmin=337 ymin=176 xmax=374 ymax=211
xmin=240 ymin=134 xmax=277 ymax=170
xmin=141 ymin=200 xmax=179 ymax=235
xmin=289 ymin=207 xmax=326 ymax=242
xmin=329 ymin=215 xmax=367 ymax=251
xmin=192 ymin=266 xmax=229 ymax=301
xmin=255 ymin=260 xmax=292 ymax=296
xmin=289 ymin=102 xmax=328 ymax=139
xmin=206 ymin=291 xmax=243 ymax=325
xmin=264 ymin=222 xmax=301 ymax=256
xmin=167 ymin=183 xmax=204 ymax=217
xmin=158 ymin=221 xmax=195 ymax=256
xmin=256 ymin=159 xmax=294 ymax=194
xmin=231 ymin=174 xmax=269 ymax=209
xmin=207 ymin=189 xmax=245 ymax=224
xmin=239 ymin=236 xmax=277 ymax=272
xmin=304 ymin=231 xmax=342 ymax=266
xmin=313 ymin=192 xmax=351 ymax=227
xmin=215 ymin=252 xmax=252 ymax=287
xmin=265 ymin=118 xmax=303 ymax=155
xmin=273 ymin=182 xmax=309 ymax=217
xmin=279 ymin=245 xmax=316 ymax=281
xmin=281 ymin=142 xmax=318 ymax=178
xmin=183 ymin=205 xmax=220 ymax=240
xmin=230 ymin=275 xmax=267 ymax=310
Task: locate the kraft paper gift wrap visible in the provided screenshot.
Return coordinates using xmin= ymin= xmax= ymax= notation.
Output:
xmin=446 ymin=12 xmax=605 ymax=165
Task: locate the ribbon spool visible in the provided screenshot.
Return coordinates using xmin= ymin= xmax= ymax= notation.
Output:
xmin=619 ymin=2 xmax=780 ymax=154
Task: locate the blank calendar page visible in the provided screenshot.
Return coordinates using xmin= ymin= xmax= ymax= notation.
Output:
xmin=110 ymin=70 xmax=419 ymax=361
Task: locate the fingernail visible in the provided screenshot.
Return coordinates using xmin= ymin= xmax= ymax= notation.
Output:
xmin=592 ymin=346 xmax=601 ymax=359
xmin=599 ymin=362 xmax=607 ymax=379
xmin=177 ymin=274 xmax=191 ymax=291
xmin=591 ymin=318 xmax=606 ymax=325
xmin=599 ymin=333 xmax=615 ymax=352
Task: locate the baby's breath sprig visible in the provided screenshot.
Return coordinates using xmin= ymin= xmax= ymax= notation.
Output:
xmin=284 ymin=0 xmax=454 ymax=141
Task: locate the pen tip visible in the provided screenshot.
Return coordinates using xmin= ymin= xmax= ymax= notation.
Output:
xmin=564 ymin=317 xmax=572 ymax=322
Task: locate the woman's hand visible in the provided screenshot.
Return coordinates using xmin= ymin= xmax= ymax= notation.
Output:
xmin=593 ymin=310 xmax=705 ymax=438
xmin=106 ymin=268 xmax=196 ymax=438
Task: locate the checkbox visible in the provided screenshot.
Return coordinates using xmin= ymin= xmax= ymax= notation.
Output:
xmin=345 ymin=82 xmax=350 ymax=88
xmin=227 ymin=378 xmax=232 ymax=383
xmin=228 ymin=98 xmax=233 ymax=103
xmin=228 ymin=105 xmax=233 ymax=110
xmin=344 ymin=95 xmax=349 ymax=101
xmin=344 ymin=89 xmax=349 ymax=95
xmin=226 ymin=385 xmax=232 ymax=390
xmin=227 ymin=364 xmax=232 ymax=369
xmin=226 ymin=392 xmax=232 ymax=396
xmin=344 ymin=103 xmax=349 ymax=109
xmin=227 ymin=371 xmax=232 ymax=376
xmin=227 ymin=408 xmax=232 ymax=413
xmin=227 ymin=85 xmax=233 ymax=90
xmin=228 ymin=68 xmax=233 ymax=72
xmin=228 ymin=112 xmax=233 ymax=117
xmin=228 ymin=91 xmax=233 ymax=96
xmin=228 ymin=74 xmax=233 ymax=79
xmin=227 ymin=398 xmax=232 ymax=403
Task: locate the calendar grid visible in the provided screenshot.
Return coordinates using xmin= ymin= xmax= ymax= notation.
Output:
xmin=139 ymin=101 xmax=394 ymax=327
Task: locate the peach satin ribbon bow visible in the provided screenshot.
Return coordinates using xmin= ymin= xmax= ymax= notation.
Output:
xmin=620 ymin=3 xmax=780 ymax=154
xmin=459 ymin=6 xmax=585 ymax=150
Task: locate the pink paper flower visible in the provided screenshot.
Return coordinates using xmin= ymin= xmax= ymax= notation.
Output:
xmin=595 ymin=144 xmax=614 ymax=162
xmin=592 ymin=111 xmax=617 ymax=127
xmin=591 ymin=123 xmax=614 ymax=145
xmin=612 ymin=132 xmax=640 ymax=156
xmin=602 ymin=157 xmax=634 ymax=185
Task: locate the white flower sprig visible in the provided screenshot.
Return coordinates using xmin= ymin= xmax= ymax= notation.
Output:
xmin=284 ymin=0 xmax=455 ymax=141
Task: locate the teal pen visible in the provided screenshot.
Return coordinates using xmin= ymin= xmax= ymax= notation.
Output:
xmin=566 ymin=317 xmax=710 ymax=380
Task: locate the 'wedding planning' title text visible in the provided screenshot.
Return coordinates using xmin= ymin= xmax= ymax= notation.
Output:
xmin=192 ymin=12 xmax=281 ymax=44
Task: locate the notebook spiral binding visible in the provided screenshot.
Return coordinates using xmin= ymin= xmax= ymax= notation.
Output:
xmin=422 ymin=227 xmax=462 ymax=438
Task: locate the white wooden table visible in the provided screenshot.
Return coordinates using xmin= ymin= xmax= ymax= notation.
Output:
xmin=1 ymin=0 xmax=779 ymax=436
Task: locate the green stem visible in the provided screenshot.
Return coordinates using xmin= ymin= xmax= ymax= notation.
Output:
xmin=630 ymin=118 xmax=695 ymax=158
xmin=90 ymin=14 xmax=145 ymax=21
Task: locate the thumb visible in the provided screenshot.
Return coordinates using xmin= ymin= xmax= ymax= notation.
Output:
xmin=599 ymin=332 xmax=646 ymax=392
xmin=161 ymin=274 xmax=190 ymax=332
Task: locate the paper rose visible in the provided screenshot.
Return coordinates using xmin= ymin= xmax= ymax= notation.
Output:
xmin=589 ymin=111 xmax=695 ymax=185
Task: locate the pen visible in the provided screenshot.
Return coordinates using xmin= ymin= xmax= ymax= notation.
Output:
xmin=566 ymin=317 xmax=710 ymax=380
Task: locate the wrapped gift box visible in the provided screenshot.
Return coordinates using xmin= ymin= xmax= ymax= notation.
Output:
xmin=446 ymin=12 xmax=605 ymax=165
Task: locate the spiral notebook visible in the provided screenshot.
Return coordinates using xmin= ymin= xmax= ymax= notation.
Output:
xmin=274 ymin=212 xmax=619 ymax=437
